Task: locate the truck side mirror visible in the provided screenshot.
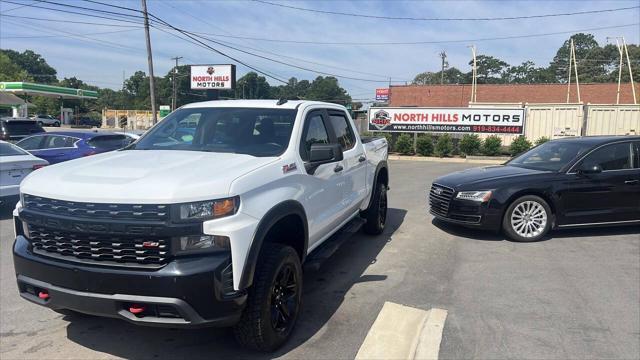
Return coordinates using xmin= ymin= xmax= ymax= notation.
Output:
xmin=306 ymin=143 xmax=343 ymax=174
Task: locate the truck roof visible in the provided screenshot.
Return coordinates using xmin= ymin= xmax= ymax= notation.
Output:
xmin=180 ymin=99 xmax=346 ymax=110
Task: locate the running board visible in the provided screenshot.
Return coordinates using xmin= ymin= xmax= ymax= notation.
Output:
xmin=304 ymin=216 xmax=366 ymax=272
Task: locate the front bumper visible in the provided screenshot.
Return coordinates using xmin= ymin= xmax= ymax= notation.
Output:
xmin=13 ymin=235 xmax=247 ymax=328
xmin=429 ymin=198 xmax=502 ymax=231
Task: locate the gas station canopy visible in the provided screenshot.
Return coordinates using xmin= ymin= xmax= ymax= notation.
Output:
xmin=0 ymin=82 xmax=98 ymax=99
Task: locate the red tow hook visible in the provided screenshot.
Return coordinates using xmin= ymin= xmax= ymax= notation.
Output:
xmin=38 ymin=291 xmax=50 ymax=300
xmin=129 ymin=304 xmax=146 ymax=315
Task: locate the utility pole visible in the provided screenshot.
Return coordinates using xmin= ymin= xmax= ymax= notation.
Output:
xmin=468 ymin=45 xmax=477 ymax=103
xmin=609 ymin=36 xmax=637 ymax=104
xmin=439 ymin=51 xmax=447 ymax=84
xmin=171 ymin=56 xmax=183 ymax=110
xmin=141 ymin=0 xmax=157 ymax=124
xmin=565 ymin=38 xmax=580 ymax=103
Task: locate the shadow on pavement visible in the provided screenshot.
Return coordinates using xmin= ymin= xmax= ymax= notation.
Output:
xmin=432 ymin=217 xmax=640 ymax=242
xmin=63 ymin=208 xmax=407 ymax=359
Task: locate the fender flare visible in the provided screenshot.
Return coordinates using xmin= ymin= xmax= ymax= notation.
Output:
xmin=366 ymin=160 xmax=388 ymax=208
xmin=238 ymin=200 xmax=308 ymax=290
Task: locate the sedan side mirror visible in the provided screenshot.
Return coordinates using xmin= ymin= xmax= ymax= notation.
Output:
xmin=306 ymin=143 xmax=343 ymax=174
xmin=578 ymin=163 xmax=603 ymax=175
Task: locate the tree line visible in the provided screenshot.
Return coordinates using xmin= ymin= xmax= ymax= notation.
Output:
xmin=0 ymin=49 xmax=353 ymax=118
xmin=412 ymin=33 xmax=639 ymax=85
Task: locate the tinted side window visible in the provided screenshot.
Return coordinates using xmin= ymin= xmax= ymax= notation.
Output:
xmin=16 ymin=136 xmax=44 ymax=150
xmin=634 ymin=142 xmax=640 ymax=169
xmin=88 ymin=135 xmax=129 ymax=149
xmin=580 ymin=142 xmax=632 ymax=171
xmin=328 ymin=112 xmax=356 ymax=151
xmin=301 ymin=114 xmax=330 ymax=161
xmin=42 ymin=135 xmax=77 ymax=149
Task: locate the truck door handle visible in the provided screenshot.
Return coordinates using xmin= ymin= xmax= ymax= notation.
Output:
xmin=624 ymin=179 xmax=639 ymax=185
xmin=358 ymin=156 xmax=366 ymax=162
xmin=334 ymin=165 xmax=344 ymax=173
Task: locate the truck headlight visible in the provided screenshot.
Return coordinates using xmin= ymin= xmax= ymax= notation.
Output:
xmin=173 ymin=235 xmax=230 ymax=255
xmin=178 ymin=196 xmax=239 ymax=221
xmin=456 ymin=191 xmax=492 ymax=202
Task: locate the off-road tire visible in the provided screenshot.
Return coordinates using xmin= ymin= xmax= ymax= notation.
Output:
xmin=502 ymin=195 xmax=552 ymax=242
xmin=363 ymin=182 xmax=387 ymax=235
xmin=234 ymin=244 xmax=302 ymax=352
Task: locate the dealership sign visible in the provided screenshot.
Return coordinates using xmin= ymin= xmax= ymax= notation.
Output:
xmin=375 ymin=88 xmax=390 ymax=101
xmin=368 ymin=107 xmax=525 ymax=134
xmin=190 ymin=65 xmax=236 ymax=90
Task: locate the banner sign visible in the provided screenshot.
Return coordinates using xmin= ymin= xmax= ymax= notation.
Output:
xmin=368 ymin=107 xmax=525 ymax=134
xmin=190 ymin=65 xmax=236 ymax=90
xmin=375 ymin=88 xmax=389 ymax=101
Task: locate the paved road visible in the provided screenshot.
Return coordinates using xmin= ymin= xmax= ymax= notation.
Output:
xmin=1 ymin=160 xmax=638 ymax=359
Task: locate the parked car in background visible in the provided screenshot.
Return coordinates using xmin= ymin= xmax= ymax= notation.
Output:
xmin=15 ymin=131 xmax=136 ymax=164
xmin=30 ymin=114 xmax=60 ymax=127
xmin=429 ymin=136 xmax=640 ymax=242
xmin=0 ymin=141 xmax=48 ymax=204
xmin=0 ymin=118 xmax=45 ymax=142
xmin=75 ymin=117 xmax=101 ymax=128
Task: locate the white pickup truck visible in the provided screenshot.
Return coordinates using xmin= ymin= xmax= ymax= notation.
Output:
xmin=13 ymin=100 xmax=389 ymax=351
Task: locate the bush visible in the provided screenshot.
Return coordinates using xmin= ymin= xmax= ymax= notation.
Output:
xmin=535 ymin=136 xmax=550 ymax=146
xmin=459 ymin=134 xmax=482 ymax=156
xmin=435 ymin=134 xmax=453 ymax=157
xmin=510 ymin=136 xmax=533 ymax=155
xmin=415 ymin=135 xmax=434 ymax=156
xmin=482 ymin=135 xmax=502 ymax=156
xmin=395 ymin=133 xmax=413 ymax=155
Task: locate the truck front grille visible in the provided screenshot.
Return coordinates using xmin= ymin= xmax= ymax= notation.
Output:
xmin=28 ymin=225 xmax=169 ymax=267
xmin=429 ymin=183 xmax=454 ymax=217
xmin=23 ymin=194 xmax=169 ymax=221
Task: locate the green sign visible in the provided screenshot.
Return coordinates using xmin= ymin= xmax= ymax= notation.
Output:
xmin=159 ymin=105 xmax=171 ymax=118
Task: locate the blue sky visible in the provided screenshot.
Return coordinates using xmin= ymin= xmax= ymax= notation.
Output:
xmin=1 ymin=0 xmax=638 ymax=101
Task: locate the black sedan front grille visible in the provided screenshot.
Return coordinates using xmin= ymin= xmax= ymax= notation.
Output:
xmin=429 ymin=183 xmax=455 ymax=217
xmin=23 ymin=194 xmax=169 ymax=221
xmin=28 ymin=225 xmax=169 ymax=267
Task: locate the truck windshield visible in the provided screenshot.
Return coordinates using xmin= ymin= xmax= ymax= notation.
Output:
xmin=507 ymin=140 xmax=592 ymax=171
xmin=133 ymin=107 xmax=297 ymax=157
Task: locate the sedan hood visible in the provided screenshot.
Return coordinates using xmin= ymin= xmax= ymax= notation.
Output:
xmin=434 ymin=165 xmax=551 ymax=189
xmin=20 ymin=150 xmax=277 ymax=203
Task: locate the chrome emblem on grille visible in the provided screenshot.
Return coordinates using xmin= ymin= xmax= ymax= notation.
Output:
xmin=433 ymin=187 xmax=443 ymax=195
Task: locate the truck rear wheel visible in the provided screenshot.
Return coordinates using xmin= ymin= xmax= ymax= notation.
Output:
xmin=234 ymin=243 xmax=302 ymax=352
xmin=363 ymin=182 xmax=387 ymax=235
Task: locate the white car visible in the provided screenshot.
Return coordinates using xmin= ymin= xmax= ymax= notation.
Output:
xmin=12 ymin=100 xmax=389 ymax=351
xmin=30 ymin=115 xmax=60 ymax=127
xmin=0 ymin=141 xmax=48 ymax=202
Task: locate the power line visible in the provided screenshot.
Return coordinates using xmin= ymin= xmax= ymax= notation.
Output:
xmin=0 ymin=0 xmax=41 ymax=13
xmin=254 ymin=0 xmax=639 ymax=21
xmin=0 ymin=14 xmax=144 ymax=27
xmin=190 ymin=23 xmax=640 ymax=46
xmin=1 ymin=0 xmax=143 ymax=25
xmin=0 ymin=28 xmax=138 ymax=39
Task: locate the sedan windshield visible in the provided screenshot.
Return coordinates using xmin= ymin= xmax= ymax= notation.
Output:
xmin=507 ymin=140 xmax=593 ymax=171
xmin=0 ymin=142 xmax=28 ymax=156
xmin=133 ymin=107 xmax=297 ymax=157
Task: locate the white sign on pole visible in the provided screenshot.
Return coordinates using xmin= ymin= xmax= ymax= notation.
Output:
xmin=190 ymin=65 xmax=236 ymax=90
xmin=368 ymin=107 xmax=525 ymax=134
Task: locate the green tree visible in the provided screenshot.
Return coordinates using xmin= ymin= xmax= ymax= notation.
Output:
xmin=509 ymin=136 xmax=532 ymax=155
xmin=459 ymin=134 xmax=482 ymax=155
xmin=416 ymin=135 xmax=434 ymax=156
xmin=482 ymin=135 xmax=502 ymax=156
xmin=1 ymin=49 xmax=57 ymax=83
xmin=549 ymin=33 xmax=604 ymax=83
xmin=469 ymin=55 xmax=510 ymax=84
xmin=535 ymin=136 xmax=550 ymax=146
xmin=306 ymin=76 xmax=351 ymax=104
xmin=395 ymin=134 xmax=413 ymax=155
xmin=435 ymin=134 xmax=453 ymax=157
xmin=235 ymin=72 xmax=272 ymax=99
xmin=412 ymin=67 xmax=465 ymax=85
xmin=0 ymin=53 xmax=31 ymax=82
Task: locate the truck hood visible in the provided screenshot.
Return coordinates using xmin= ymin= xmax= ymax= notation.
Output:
xmin=20 ymin=150 xmax=278 ymax=203
xmin=434 ymin=165 xmax=552 ymax=188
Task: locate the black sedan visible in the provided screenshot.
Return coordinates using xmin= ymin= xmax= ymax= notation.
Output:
xmin=429 ymin=136 xmax=640 ymax=242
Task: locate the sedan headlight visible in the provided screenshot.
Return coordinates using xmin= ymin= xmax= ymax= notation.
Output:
xmin=456 ymin=190 xmax=492 ymax=202
xmin=178 ymin=196 xmax=239 ymax=221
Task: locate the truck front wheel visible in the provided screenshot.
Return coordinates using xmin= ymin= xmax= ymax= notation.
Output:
xmin=363 ymin=182 xmax=388 ymax=235
xmin=234 ymin=244 xmax=302 ymax=352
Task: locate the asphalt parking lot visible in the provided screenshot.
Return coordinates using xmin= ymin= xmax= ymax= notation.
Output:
xmin=1 ymin=160 xmax=638 ymax=359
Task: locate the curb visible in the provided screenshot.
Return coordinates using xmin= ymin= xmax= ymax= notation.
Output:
xmin=388 ymin=155 xmax=508 ymax=165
